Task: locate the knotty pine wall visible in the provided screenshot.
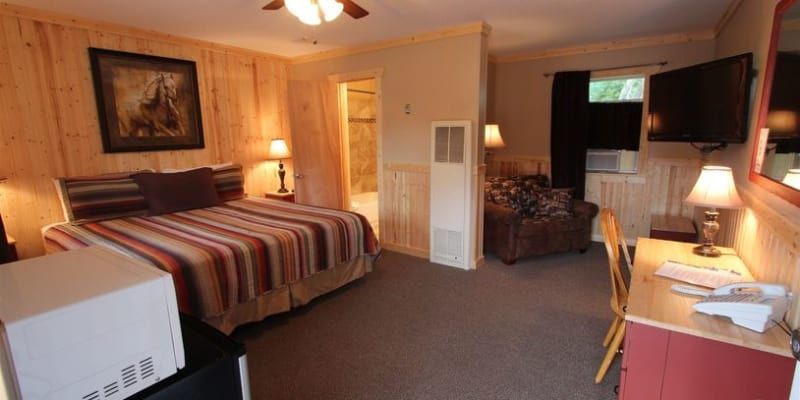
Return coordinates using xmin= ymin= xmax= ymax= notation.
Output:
xmin=0 ymin=7 xmax=292 ymax=257
xmin=381 ymin=163 xmax=430 ymax=258
xmin=717 ymin=198 xmax=800 ymax=328
xmin=712 ymin=0 xmax=800 ymax=328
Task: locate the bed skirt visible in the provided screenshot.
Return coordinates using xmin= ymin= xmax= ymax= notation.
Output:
xmin=205 ymin=254 xmax=374 ymax=334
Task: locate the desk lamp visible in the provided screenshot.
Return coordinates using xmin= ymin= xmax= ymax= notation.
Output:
xmin=684 ymin=166 xmax=744 ymax=257
xmin=267 ymin=139 xmax=292 ymax=193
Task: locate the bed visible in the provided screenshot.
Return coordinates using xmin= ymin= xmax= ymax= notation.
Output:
xmin=43 ymin=165 xmax=380 ymax=334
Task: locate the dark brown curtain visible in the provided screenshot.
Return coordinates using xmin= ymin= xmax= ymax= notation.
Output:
xmin=589 ymin=102 xmax=643 ymax=151
xmin=0 ymin=216 xmax=10 ymax=264
xmin=551 ymin=71 xmax=591 ymax=199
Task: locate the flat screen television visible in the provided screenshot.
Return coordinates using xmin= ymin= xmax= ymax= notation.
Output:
xmin=647 ymin=53 xmax=753 ymax=144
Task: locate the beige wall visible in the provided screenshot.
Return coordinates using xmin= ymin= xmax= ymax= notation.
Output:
xmin=714 ymin=0 xmax=787 ymax=201
xmin=291 ymin=32 xmax=488 ymax=266
xmin=0 ymin=9 xmax=291 ymax=257
xmin=710 ymin=0 xmax=800 ymax=327
xmin=291 ymin=33 xmax=486 ymax=165
xmin=714 ymin=0 xmax=800 ymax=222
xmin=490 ymin=40 xmax=716 ymax=160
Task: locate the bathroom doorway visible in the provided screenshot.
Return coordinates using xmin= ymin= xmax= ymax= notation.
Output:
xmin=340 ymin=78 xmax=379 ymax=237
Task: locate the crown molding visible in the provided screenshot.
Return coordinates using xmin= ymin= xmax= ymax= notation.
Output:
xmin=491 ymin=30 xmax=715 ymax=64
xmin=291 ymin=21 xmax=491 ymax=65
xmin=0 ymin=2 xmax=290 ymax=61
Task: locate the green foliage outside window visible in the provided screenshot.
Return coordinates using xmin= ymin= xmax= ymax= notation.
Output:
xmin=589 ymin=77 xmax=644 ymax=102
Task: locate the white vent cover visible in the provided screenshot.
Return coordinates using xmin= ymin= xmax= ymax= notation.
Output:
xmin=433 ymin=228 xmax=464 ymax=263
xmin=435 ymin=126 xmax=465 ymax=164
xmin=430 ymin=121 xmax=472 ymax=269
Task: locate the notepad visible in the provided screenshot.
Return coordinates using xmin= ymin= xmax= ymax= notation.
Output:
xmin=655 ymin=260 xmax=753 ymax=289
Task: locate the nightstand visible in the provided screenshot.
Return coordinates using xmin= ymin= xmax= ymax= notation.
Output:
xmin=6 ymin=235 xmax=17 ymax=262
xmin=264 ymin=192 xmax=295 ymax=203
xmin=649 ymin=214 xmax=697 ymax=243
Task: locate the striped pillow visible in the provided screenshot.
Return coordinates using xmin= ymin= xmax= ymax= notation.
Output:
xmin=54 ymin=170 xmax=153 ymax=224
xmin=213 ymin=164 xmax=245 ymax=201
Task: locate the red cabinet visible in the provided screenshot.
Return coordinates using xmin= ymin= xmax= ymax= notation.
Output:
xmin=619 ymin=321 xmax=795 ymax=400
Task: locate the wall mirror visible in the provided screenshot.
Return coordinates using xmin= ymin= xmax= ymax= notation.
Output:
xmin=751 ymin=0 xmax=800 ymax=206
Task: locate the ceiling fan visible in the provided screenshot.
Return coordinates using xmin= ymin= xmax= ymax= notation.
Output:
xmin=263 ymin=0 xmax=369 ymax=25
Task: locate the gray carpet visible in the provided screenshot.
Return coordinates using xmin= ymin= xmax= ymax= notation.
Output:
xmin=233 ymin=244 xmax=621 ymax=400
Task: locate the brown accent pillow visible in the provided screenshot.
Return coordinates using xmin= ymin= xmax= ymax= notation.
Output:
xmin=132 ymin=168 xmax=220 ymax=216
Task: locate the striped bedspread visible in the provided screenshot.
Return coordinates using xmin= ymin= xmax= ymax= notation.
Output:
xmin=43 ymin=197 xmax=380 ymax=320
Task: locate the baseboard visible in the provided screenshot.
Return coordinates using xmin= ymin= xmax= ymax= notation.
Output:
xmin=592 ymin=233 xmax=637 ymax=247
xmin=381 ymin=242 xmax=429 ymax=259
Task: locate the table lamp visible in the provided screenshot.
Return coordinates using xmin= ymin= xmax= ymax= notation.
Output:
xmin=485 ymin=124 xmax=506 ymax=156
xmin=782 ymin=169 xmax=800 ymax=190
xmin=267 ymin=138 xmax=292 ymax=193
xmin=684 ymin=166 xmax=744 ymax=257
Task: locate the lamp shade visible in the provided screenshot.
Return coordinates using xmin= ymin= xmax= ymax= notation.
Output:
xmin=685 ymin=166 xmax=744 ymax=209
xmin=485 ymin=124 xmax=506 ymax=149
xmin=267 ymin=139 xmax=291 ymax=160
xmin=782 ymin=169 xmax=800 ymax=190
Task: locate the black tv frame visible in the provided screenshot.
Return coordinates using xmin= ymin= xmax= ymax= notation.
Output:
xmin=647 ymin=53 xmax=754 ymax=144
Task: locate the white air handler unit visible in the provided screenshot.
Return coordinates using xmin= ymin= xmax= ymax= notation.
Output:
xmin=0 ymin=246 xmax=185 ymax=400
xmin=430 ymin=120 xmax=472 ymax=269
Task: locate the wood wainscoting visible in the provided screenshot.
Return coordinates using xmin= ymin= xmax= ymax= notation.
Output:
xmin=585 ymin=158 xmax=702 ymax=244
xmin=486 ymin=155 xmax=701 ymax=244
xmin=381 ymin=163 xmax=430 ymax=258
xmin=0 ymin=6 xmax=291 ymax=257
xmin=486 ymin=155 xmax=551 ymax=177
xmin=717 ymin=192 xmax=800 ymax=327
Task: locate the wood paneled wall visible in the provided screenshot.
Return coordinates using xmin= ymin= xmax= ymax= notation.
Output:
xmin=381 ymin=163 xmax=430 ymax=258
xmin=717 ymin=194 xmax=800 ymax=328
xmin=0 ymin=9 xmax=291 ymax=257
xmin=486 ymin=154 xmax=551 ymax=177
xmin=586 ymin=158 xmax=702 ymax=242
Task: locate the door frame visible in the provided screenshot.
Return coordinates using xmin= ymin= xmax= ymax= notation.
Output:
xmin=328 ymin=69 xmax=384 ymax=231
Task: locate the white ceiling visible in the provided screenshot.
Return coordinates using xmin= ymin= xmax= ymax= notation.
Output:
xmin=8 ymin=0 xmax=732 ymax=58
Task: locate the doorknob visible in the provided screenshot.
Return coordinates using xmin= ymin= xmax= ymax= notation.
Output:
xmin=295 ymin=174 xmax=305 ymax=179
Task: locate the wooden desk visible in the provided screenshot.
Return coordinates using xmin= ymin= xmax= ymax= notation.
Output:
xmin=619 ymin=238 xmax=795 ymax=399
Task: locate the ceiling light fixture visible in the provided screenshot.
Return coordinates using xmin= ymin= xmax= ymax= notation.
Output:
xmin=285 ymin=0 xmax=344 ymax=25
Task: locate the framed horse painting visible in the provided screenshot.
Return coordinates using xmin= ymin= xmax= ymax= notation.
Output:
xmin=89 ymin=48 xmax=205 ymax=153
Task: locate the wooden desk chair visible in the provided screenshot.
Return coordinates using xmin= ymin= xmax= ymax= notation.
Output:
xmin=595 ymin=208 xmax=630 ymax=384
xmin=615 ymin=216 xmax=633 ymax=273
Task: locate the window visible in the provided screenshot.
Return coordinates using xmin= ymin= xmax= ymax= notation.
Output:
xmin=589 ymin=77 xmax=645 ymax=103
xmin=587 ymin=76 xmax=645 ymax=173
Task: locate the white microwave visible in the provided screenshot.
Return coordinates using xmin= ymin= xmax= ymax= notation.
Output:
xmin=0 ymin=246 xmax=185 ymax=400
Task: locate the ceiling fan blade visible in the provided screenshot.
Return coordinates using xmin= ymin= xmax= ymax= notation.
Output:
xmin=340 ymin=0 xmax=369 ymax=19
xmin=262 ymin=0 xmax=285 ymax=10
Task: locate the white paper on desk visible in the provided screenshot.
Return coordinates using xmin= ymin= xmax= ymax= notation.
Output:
xmin=655 ymin=261 xmax=753 ymax=289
